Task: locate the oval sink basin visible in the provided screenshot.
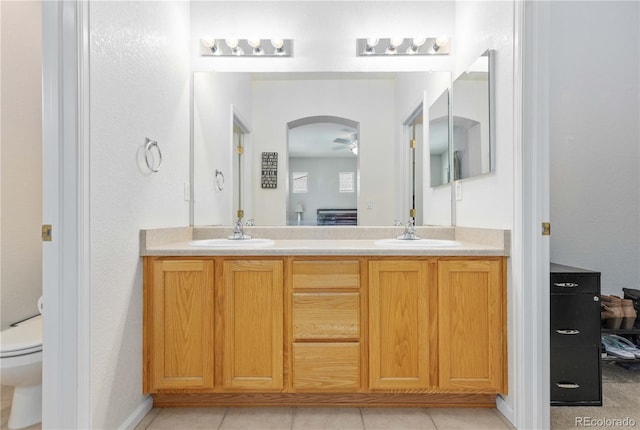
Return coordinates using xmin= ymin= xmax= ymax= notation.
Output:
xmin=189 ymin=238 xmax=275 ymax=248
xmin=374 ymin=238 xmax=461 ymax=248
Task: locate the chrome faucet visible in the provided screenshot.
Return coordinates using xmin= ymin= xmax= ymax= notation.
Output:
xmin=228 ymin=218 xmax=252 ymax=240
xmin=396 ymin=219 xmax=421 ymax=240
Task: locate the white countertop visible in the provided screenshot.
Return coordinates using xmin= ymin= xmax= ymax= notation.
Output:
xmin=140 ymin=226 xmax=510 ymax=257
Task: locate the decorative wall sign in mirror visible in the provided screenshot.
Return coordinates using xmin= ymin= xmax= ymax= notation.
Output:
xmin=287 ymin=116 xmax=359 ymax=226
xmin=451 ymin=49 xmax=494 ymax=180
xmin=428 ymin=89 xmax=450 ymax=187
xmin=191 ymin=71 xmax=452 ymax=227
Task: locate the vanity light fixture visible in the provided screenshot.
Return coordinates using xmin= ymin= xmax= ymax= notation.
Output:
xmin=200 ymin=37 xmax=293 ymax=57
xmin=356 ymin=36 xmax=451 ymax=56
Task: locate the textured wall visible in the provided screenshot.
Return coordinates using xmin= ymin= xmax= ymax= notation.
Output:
xmin=0 ymin=1 xmax=42 ymax=330
xmin=89 ymin=2 xmax=190 ymax=427
xmin=549 ymin=1 xmax=640 ymax=296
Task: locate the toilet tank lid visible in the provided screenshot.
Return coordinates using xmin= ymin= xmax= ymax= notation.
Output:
xmin=1 ymin=315 xmax=42 ymax=354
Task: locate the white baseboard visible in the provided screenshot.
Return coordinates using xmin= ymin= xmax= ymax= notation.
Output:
xmin=496 ymin=395 xmax=515 ymax=427
xmin=118 ymin=396 xmax=153 ymax=430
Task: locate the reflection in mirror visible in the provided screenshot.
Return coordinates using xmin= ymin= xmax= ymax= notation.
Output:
xmin=452 ymin=50 xmax=493 ymax=180
xmin=232 ymin=116 xmax=250 ymax=221
xmin=403 ymin=106 xmax=424 ymax=226
xmin=428 ymin=89 xmax=450 ymax=187
xmin=192 ymin=71 xmax=452 ymax=227
xmin=287 ymin=117 xmax=359 ymax=226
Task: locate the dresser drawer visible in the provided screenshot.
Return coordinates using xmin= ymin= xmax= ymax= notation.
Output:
xmin=550 ymin=294 xmax=601 ymax=348
xmin=550 ymin=347 xmax=601 ymax=406
xmin=550 ymin=273 xmax=600 ymax=294
xmin=293 ymin=342 xmax=360 ymax=391
xmin=293 ymin=293 xmax=360 ymax=340
xmin=292 ymin=260 xmax=360 ymax=289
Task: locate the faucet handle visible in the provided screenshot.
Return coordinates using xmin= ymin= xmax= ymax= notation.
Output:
xmin=394 ymin=220 xmax=403 ymax=226
xmin=245 ymin=219 xmax=255 ymax=226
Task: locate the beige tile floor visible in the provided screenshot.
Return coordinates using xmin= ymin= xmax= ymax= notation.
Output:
xmin=2 ymin=363 xmax=638 ymax=430
xmin=134 ymin=406 xmax=515 ymax=430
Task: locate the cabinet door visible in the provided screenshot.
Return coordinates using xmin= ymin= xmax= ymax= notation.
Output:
xmin=438 ymin=259 xmax=505 ymax=392
xmin=222 ymin=260 xmax=284 ymax=390
xmin=368 ymin=260 xmax=430 ymax=390
xmin=149 ymin=259 xmax=214 ymax=391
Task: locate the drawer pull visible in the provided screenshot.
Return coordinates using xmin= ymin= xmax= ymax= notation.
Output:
xmin=556 ymin=329 xmax=580 ymax=335
xmin=553 ymin=282 xmax=579 ymax=288
xmin=556 ymin=382 xmax=580 ymax=389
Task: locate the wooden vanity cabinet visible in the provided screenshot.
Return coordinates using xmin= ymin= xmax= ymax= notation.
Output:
xmin=143 ymin=259 xmax=215 ymax=392
xmin=144 ymin=255 xmax=507 ymax=402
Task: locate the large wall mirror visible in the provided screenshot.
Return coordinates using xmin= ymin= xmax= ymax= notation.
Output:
xmin=191 ymin=71 xmax=451 ymax=227
xmin=451 ymin=49 xmax=494 ymax=180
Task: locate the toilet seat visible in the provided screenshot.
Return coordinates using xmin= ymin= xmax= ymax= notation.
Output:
xmin=0 ymin=315 xmax=43 ymax=359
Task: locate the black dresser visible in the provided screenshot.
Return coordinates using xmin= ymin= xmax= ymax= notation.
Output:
xmin=550 ymin=263 xmax=602 ymax=406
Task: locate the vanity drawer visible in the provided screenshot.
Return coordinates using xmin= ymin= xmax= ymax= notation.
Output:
xmin=550 ymin=294 xmax=601 ymax=348
xmin=293 ymin=342 xmax=360 ymax=391
xmin=292 ymin=260 xmax=360 ymax=289
xmin=550 ymin=347 xmax=601 ymax=406
xmin=293 ymin=293 xmax=360 ymax=340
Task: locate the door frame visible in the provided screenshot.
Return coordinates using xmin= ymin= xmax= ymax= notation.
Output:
xmin=41 ymin=1 xmax=91 ymax=428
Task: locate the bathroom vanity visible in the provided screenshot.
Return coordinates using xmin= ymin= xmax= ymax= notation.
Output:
xmin=141 ymin=226 xmax=509 ymax=408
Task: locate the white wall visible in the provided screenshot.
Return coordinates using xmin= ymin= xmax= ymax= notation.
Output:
xmin=0 ymin=0 xmax=42 ymax=329
xmin=193 ymin=72 xmax=253 ymax=225
xmin=89 ymin=2 xmax=191 ymax=427
xmin=453 ymin=1 xmax=514 ymax=229
xmin=251 ymin=78 xmax=396 ymax=225
xmin=549 ymin=1 xmax=640 ymax=296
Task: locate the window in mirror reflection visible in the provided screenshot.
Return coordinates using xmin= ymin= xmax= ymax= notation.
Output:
xmin=287 ymin=116 xmax=359 ymax=226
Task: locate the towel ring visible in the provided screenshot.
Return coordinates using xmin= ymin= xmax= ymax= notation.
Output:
xmin=215 ymin=170 xmax=225 ymax=190
xmin=145 ymin=138 xmax=162 ymax=173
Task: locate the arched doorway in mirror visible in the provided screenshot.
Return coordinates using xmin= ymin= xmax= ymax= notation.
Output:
xmin=286 ymin=116 xmax=359 ymax=226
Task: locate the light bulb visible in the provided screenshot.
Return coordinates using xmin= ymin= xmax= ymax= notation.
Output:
xmin=271 ymin=38 xmax=284 ymax=49
xmin=201 ymin=36 xmax=218 ymax=54
xmin=225 ymin=38 xmax=239 ymax=49
xmin=389 ymin=37 xmax=404 ymax=48
xmin=412 ymin=35 xmax=427 ymax=48
xmin=434 ymin=36 xmax=449 ymax=49
xmin=248 ymin=39 xmax=263 ymax=55
xmin=366 ymin=37 xmax=379 ymax=48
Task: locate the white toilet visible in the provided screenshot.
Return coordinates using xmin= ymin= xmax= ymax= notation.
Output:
xmin=0 ymin=310 xmax=43 ymax=429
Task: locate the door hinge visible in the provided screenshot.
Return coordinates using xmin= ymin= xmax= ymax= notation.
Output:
xmin=42 ymin=224 xmax=52 ymax=241
xmin=237 ymin=145 xmax=244 ymax=154
xmin=542 ymin=222 xmax=551 ymax=236
xmin=409 ymin=139 xmax=417 ymax=149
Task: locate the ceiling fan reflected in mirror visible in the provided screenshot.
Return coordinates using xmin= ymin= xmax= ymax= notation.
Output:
xmin=333 ymin=133 xmax=358 ymax=154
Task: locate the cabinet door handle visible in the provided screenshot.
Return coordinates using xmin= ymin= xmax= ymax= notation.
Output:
xmin=556 ymin=382 xmax=580 ymax=389
xmin=556 ymin=329 xmax=580 ymax=335
xmin=553 ymin=282 xmax=579 ymax=288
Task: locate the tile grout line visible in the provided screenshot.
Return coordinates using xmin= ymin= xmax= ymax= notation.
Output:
xmin=424 ymin=407 xmax=440 ymax=430
xmin=216 ymin=407 xmax=229 ymax=430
